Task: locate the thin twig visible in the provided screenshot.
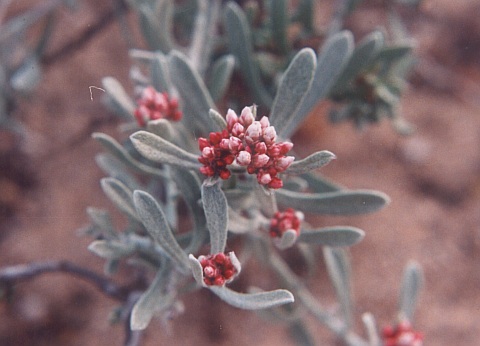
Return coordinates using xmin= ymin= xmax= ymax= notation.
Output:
xmin=0 ymin=260 xmax=129 ymax=301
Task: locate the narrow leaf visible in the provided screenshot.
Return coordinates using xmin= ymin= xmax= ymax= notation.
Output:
xmin=270 ymin=0 xmax=290 ymax=54
xmin=95 ymin=153 xmax=141 ymax=191
xmin=131 ymin=268 xmax=174 ymax=330
xmin=168 ymin=50 xmax=219 ymax=133
xmin=209 ymin=286 xmax=294 ymax=310
xmin=283 ymin=31 xmax=354 ymax=138
xmin=86 ymin=207 xmax=116 ymax=238
xmin=398 ymin=261 xmax=423 ymax=321
xmin=209 ymin=109 xmax=227 ymax=129
xmin=224 ymin=2 xmax=273 ymax=107
xmin=298 ymin=226 xmax=365 ymax=247
xmin=130 ymin=130 xmax=201 ymax=169
xmin=151 ymin=53 xmax=171 ymax=92
xmin=323 ymin=247 xmax=352 ymax=328
xmin=102 ymin=77 xmax=135 ymax=119
xmin=133 ymin=190 xmax=190 ymax=272
xmin=286 ymin=151 xmax=336 ymax=175
xmin=188 ymin=254 xmax=206 ymax=287
xmin=202 ymin=182 xmax=228 ymax=254
xmin=101 ymin=178 xmax=138 ymax=221
xmin=269 ymin=48 xmax=317 ymax=136
xmin=88 ymin=240 xmax=134 ymax=259
xmin=93 ymin=133 xmax=165 ymax=178
xmin=209 ymin=55 xmax=235 ymax=102
xmin=276 ymin=189 xmax=390 ymax=215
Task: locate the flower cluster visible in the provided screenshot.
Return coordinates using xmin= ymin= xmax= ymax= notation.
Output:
xmin=269 ymin=208 xmax=304 ymax=238
xmin=198 ymin=107 xmax=294 ymax=189
xmin=383 ymin=321 xmax=423 ymax=346
xmin=134 ymin=86 xmax=182 ymax=126
xmin=198 ymin=252 xmax=240 ymax=286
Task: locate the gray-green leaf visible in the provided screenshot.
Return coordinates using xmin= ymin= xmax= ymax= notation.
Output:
xmin=269 ymin=48 xmax=317 ymax=137
xmin=208 ymin=55 xmax=235 ymax=102
xmin=130 ymin=131 xmax=200 ymax=169
xmin=88 ymin=240 xmax=134 ymax=259
xmin=398 ymin=261 xmax=423 ymax=321
xmin=298 ymin=226 xmax=364 ymax=247
xmin=102 ymin=77 xmax=135 ymax=119
xmin=101 ymin=178 xmax=138 ymax=221
xmin=202 ymin=181 xmax=228 ymax=254
xmin=209 ymin=286 xmax=294 ymax=310
xmin=133 ymin=190 xmax=190 ymax=272
xmin=286 ymin=151 xmax=336 ymax=175
xmin=276 ymin=189 xmax=390 ymax=215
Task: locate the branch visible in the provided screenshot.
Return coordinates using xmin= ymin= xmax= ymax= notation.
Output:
xmin=0 ymin=260 xmax=130 ymax=301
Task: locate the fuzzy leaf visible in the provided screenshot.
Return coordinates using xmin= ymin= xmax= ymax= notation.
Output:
xmin=331 ymin=31 xmax=385 ymax=93
xmin=88 ymin=240 xmax=134 ymax=259
xmin=209 ymin=109 xmax=227 ymax=129
xmin=274 ymin=229 xmax=298 ymax=250
xmin=102 ymin=77 xmax=135 ymax=119
xmin=373 ymin=44 xmax=413 ymax=66
xmin=101 ymin=178 xmax=138 ymax=221
xmin=133 ymin=190 xmax=190 ymax=272
xmin=323 ymin=247 xmax=352 ymax=328
xmin=130 ymin=131 xmax=201 ymax=169
xmin=286 ymin=150 xmax=336 ymax=175
xmin=202 ymin=182 xmax=228 ymax=254
xmin=188 ymin=254 xmax=206 ymax=287
xmin=398 ymin=261 xmax=423 ymax=321
xmin=131 ymin=268 xmax=174 ymax=330
xmin=301 ymin=173 xmax=342 ymax=193
xmin=86 ymin=207 xmax=116 ymax=238
xmin=146 ymin=118 xmax=174 ymax=140
xmin=209 ymin=55 xmax=235 ymax=102
xmin=136 ymin=0 xmax=173 ymax=53
xmin=93 ymin=133 xmax=165 ymax=178
xmin=284 ymin=31 xmax=354 ymax=138
xmin=209 ymin=286 xmax=294 ymax=310
xmin=95 ymin=153 xmax=141 ymax=191
xmin=298 ymin=226 xmax=364 ymax=247
xmin=276 ymin=189 xmax=390 ymax=215
xmin=224 ymin=2 xmax=273 ymax=107
xmin=168 ymin=51 xmax=219 ymax=133
xmin=269 ymin=48 xmax=316 ymax=137
xmin=151 ymin=53 xmax=171 ymax=92
xmin=270 ymin=0 xmax=290 ymax=54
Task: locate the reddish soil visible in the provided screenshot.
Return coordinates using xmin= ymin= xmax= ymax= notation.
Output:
xmin=1 ymin=1 xmax=479 ymax=345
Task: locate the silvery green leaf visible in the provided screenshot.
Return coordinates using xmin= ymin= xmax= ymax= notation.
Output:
xmin=286 ymin=150 xmax=336 ymax=175
xmin=130 ymin=131 xmax=201 ymax=170
xmin=131 ymin=267 xmax=175 ymax=330
xmin=373 ymin=44 xmax=413 ymax=66
xmin=101 ymin=178 xmax=139 ymax=221
xmin=362 ymin=312 xmax=381 ymax=346
xmin=224 ymin=2 xmax=273 ymax=107
xmin=86 ymin=207 xmax=116 ymax=238
xmin=285 ymin=31 xmax=354 ymax=138
xmin=323 ymin=247 xmax=352 ymax=328
xmin=228 ymin=207 xmax=255 ymax=234
xmin=168 ymin=50 xmax=219 ymax=133
xmin=274 ymin=229 xmax=298 ymax=250
xmin=188 ymin=254 xmax=206 ymax=287
xmin=209 ymin=109 xmax=227 ymax=129
xmin=269 ymin=48 xmax=316 ymax=137
xmin=301 ymin=172 xmax=342 ymax=192
xmin=298 ymin=226 xmax=364 ymax=247
xmin=151 ymin=53 xmax=171 ymax=93
xmin=93 ymin=133 xmax=165 ymax=178
xmin=208 ymin=55 xmax=235 ymax=102
xmin=276 ymin=189 xmax=390 ymax=215
xmin=95 ymin=153 xmax=141 ymax=191
xmin=88 ymin=240 xmax=134 ymax=259
xmin=133 ymin=190 xmax=190 ymax=272
xmin=291 ymin=0 xmax=314 ymax=32
xmin=201 ymin=181 xmax=228 ymax=254
xmin=10 ymin=57 xmax=41 ymax=94
xmin=289 ymin=321 xmax=315 ymax=346
xmin=270 ymin=0 xmax=289 ymax=54
xmin=331 ymin=31 xmax=384 ymax=93
xmin=102 ymin=77 xmax=135 ymax=119
xmin=146 ymin=118 xmax=174 ymax=140
xmin=136 ymin=0 xmax=173 ymax=53
xmin=398 ymin=261 xmax=423 ymax=321
xmin=209 ymin=286 xmax=294 ymax=310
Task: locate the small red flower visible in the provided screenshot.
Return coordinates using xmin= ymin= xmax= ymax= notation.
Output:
xmin=383 ymin=320 xmax=423 ymax=346
xmin=269 ymin=208 xmax=303 ymax=238
xmin=198 ymin=107 xmax=295 ymax=188
xmin=134 ymin=86 xmax=182 ymax=126
xmin=198 ymin=252 xmax=240 ymax=286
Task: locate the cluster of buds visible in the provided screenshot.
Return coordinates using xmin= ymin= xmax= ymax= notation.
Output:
xmin=197 ymin=252 xmax=241 ymax=286
xmin=198 ymin=107 xmax=294 ymax=189
xmin=383 ymin=320 xmax=423 ymax=346
xmin=134 ymin=86 xmax=182 ymax=126
xmin=269 ymin=208 xmax=304 ymax=238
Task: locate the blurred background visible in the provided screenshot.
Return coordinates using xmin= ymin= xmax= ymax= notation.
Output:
xmin=0 ymin=0 xmax=479 ymax=345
